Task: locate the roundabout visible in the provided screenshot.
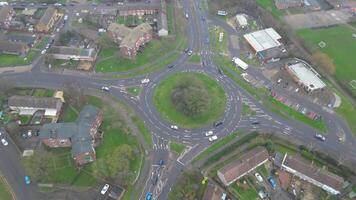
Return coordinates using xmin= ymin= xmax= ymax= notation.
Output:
xmin=153 ymin=72 xmax=227 ymax=129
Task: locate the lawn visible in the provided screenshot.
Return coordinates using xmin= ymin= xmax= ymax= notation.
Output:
xmin=230 ymin=181 xmax=259 ymax=200
xmin=19 ymin=115 xmax=31 ymax=124
xmin=32 ymin=88 xmax=54 ymax=97
xmin=188 ymin=54 xmax=201 ymax=64
xmin=256 ymin=0 xmax=285 ymax=18
xmin=126 ymin=86 xmax=142 ymax=96
xmin=0 ymin=49 xmax=39 ymax=67
xmin=0 ymin=176 xmax=13 ymax=200
xmin=131 ymin=116 xmax=153 ymax=148
xmin=241 ymin=103 xmax=256 ymax=116
xmin=153 ymin=72 xmax=227 ymax=128
xmin=169 ymin=142 xmax=186 ymax=155
xmin=63 ymin=105 xmax=78 ymax=123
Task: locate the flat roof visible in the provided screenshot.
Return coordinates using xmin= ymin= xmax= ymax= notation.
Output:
xmin=287 ymin=62 xmax=325 ymax=90
xmin=235 ymin=14 xmax=248 ymax=26
xmin=243 ymin=28 xmax=282 ymax=52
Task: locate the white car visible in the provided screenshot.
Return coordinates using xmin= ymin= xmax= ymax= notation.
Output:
xmin=41 ymin=49 xmax=46 ymax=55
xmin=205 ymin=130 xmax=213 ymax=136
xmin=170 ymin=125 xmax=178 ymax=130
xmin=101 ymin=86 xmax=110 ymax=92
xmin=141 ymin=78 xmax=150 ymax=84
xmin=64 ymin=15 xmax=68 ymax=21
xmin=208 ymin=135 xmax=218 ymax=142
xmin=187 ymin=50 xmax=193 ymax=56
xmin=1 ymin=138 xmax=8 ymax=146
xmin=255 ymin=173 xmax=263 ymax=182
xmin=100 ymin=184 xmax=110 ymax=195
xmin=315 ymin=134 xmax=326 ymax=141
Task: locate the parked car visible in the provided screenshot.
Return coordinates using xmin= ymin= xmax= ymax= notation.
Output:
xmin=146 ymin=192 xmax=153 ymax=200
xmin=255 ymin=173 xmax=263 ymax=182
xmin=208 ymin=135 xmax=218 ymax=142
xmin=187 ymin=50 xmax=193 ymax=56
xmin=101 ymin=86 xmax=110 ymax=92
xmin=1 ymin=138 xmax=8 ymax=146
xmin=268 ymin=177 xmax=277 ymax=189
xmin=141 ymin=78 xmax=150 ymax=84
xmin=24 ymin=176 xmax=31 ymax=185
xmin=170 ymin=125 xmax=178 ymax=130
xmin=315 ymin=134 xmax=326 ymax=141
xmin=100 ymin=184 xmax=110 ymax=195
xmin=205 ymin=130 xmax=213 ymax=136
xmin=41 ymin=49 xmax=46 ymax=55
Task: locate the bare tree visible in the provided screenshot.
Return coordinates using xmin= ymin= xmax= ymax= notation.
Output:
xmin=63 ymin=80 xmax=87 ymax=108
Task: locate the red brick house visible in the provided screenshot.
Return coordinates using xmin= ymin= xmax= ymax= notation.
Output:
xmin=39 ymin=105 xmax=103 ymax=165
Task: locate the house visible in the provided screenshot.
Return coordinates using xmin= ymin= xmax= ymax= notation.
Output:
xmin=5 ymin=34 xmax=39 ymax=48
xmin=202 ymin=182 xmax=225 ymax=200
xmin=0 ymin=5 xmax=14 ymax=28
xmin=280 ymin=154 xmax=344 ymax=195
xmin=286 ymin=62 xmax=326 ymax=92
xmin=217 ymin=147 xmax=269 ymax=186
xmin=157 ymin=0 xmax=168 ymax=36
xmin=49 ymin=46 xmax=98 ymax=62
xmin=275 ymin=0 xmax=303 ymax=10
xmin=35 ymin=7 xmax=59 ymax=32
xmin=39 ymin=105 xmax=103 ymax=165
xmin=108 ymin=22 xmax=153 ymax=59
xmin=8 ymin=96 xmax=63 ymax=117
xmin=0 ymin=40 xmax=29 ymax=56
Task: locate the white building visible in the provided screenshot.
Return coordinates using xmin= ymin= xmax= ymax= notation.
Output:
xmin=8 ymin=96 xmax=63 ymax=117
xmin=281 ymin=154 xmax=344 ymax=195
xmin=232 ymin=57 xmax=249 ymax=70
xmin=286 ymin=62 xmax=326 ymax=92
xmin=235 ymin=14 xmax=248 ymax=28
xmin=244 ymin=28 xmax=282 ymax=54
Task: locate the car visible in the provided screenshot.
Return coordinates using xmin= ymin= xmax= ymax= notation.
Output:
xmin=141 ymin=78 xmax=150 ymax=84
xmin=205 ymin=130 xmax=213 ymax=136
xmin=277 ymin=78 xmax=282 ymax=83
xmin=64 ymin=15 xmax=68 ymax=20
xmin=170 ymin=125 xmax=178 ymax=130
xmin=255 ymin=173 xmax=263 ymax=182
xmin=1 ymin=138 xmax=8 ymax=146
xmin=187 ymin=50 xmax=193 ymax=56
xmin=267 ymin=177 xmax=277 ymax=189
xmin=315 ymin=134 xmax=326 ymax=141
xmin=167 ymin=65 xmax=174 ymax=68
xmin=159 ymin=159 xmax=164 ymax=166
xmin=146 ymin=192 xmax=153 ymax=200
xmin=27 ymin=130 xmax=32 ymax=137
xmin=101 ymin=86 xmax=110 ymax=92
xmin=151 ymin=175 xmax=158 ymax=185
xmin=0 ymin=131 xmax=2 ymax=136
xmin=41 ymin=49 xmax=46 ymax=55
xmin=24 ymin=176 xmax=31 ymax=185
xmin=214 ymin=121 xmax=223 ymax=127
xmin=295 ymin=88 xmax=299 ymax=92
xmin=184 ymin=48 xmax=189 ymax=53
xmin=208 ymin=135 xmax=218 ymax=142
xmin=117 ymin=2 xmax=124 ymax=5
xmin=251 ymin=121 xmax=260 ymax=125
xmin=185 ymin=13 xmax=189 ymax=18
xmin=100 ymin=184 xmax=110 ymax=195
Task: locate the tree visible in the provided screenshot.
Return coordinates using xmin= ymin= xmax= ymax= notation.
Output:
xmin=312 ymin=51 xmax=336 ymax=75
xmin=168 ymin=171 xmax=203 ymax=200
xmin=63 ymin=81 xmax=87 ymax=108
xmin=22 ymin=149 xmax=54 ymax=182
xmin=0 ymin=78 xmax=13 ymax=104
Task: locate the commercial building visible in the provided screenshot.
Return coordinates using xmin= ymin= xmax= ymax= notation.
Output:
xmin=275 ymin=0 xmax=303 ymax=10
xmin=0 ymin=5 xmax=14 ymax=28
xmin=39 ymin=105 xmax=103 ymax=165
xmin=50 ymin=46 xmax=98 ymax=62
xmin=217 ymin=147 xmax=269 ymax=186
xmin=8 ymin=96 xmax=63 ymax=117
xmin=35 ymin=7 xmax=59 ymax=32
xmin=0 ymin=40 xmax=29 ymax=56
xmin=108 ymin=22 xmax=153 ymax=59
xmin=281 ymin=154 xmax=344 ymax=195
xmin=286 ymin=62 xmax=326 ymax=92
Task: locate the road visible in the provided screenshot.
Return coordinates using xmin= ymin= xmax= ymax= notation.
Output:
xmin=0 ymin=0 xmax=355 ymax=200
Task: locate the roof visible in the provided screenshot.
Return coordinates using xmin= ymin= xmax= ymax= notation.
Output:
xmin=120 ymin=23 xmax=152 ymax=48
xmin=38 ymin=7 xmax=57 ymax=26
xmin=157 ymin=0 xmax=168 ymax=31
xmin=108 ymin=23 xmax=132 ymax=38
xmin=0 ymin=5 xmax=13 ymax=23
xmin=39 ymin=105 xmax=101 ymax=158
xmin=218 ymin=147 xmax=269 ymax=185
xmin=0 ymin=40 xmax=27 ymax=54
xmin=243 ymin=28 xmax=282 ymax=52
xmin=8 ymin=96 xmax=61 ymax=109
xmin=235 ymin=14 xmax=248 ymax=26
xmin=287 ymin=62 xmax=325 ymax=90
xmin=202 ymin=183 xmax=223 ymax=200
xmin=282 ymin=154 xmax=344 ymax=192
xmin=22 ymin=8 xmax=37 ymax=16
xmin=50 ymin=46 xmax=96 ymax=57
xmin=5 ymin=34 xmax=37 ymax=45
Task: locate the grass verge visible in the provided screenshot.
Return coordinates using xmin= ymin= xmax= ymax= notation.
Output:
xmin=169 ymin=143 xmax=186 ymax=155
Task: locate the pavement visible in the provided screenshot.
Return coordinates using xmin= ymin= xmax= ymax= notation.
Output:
xmin=0 ymin=0 xmax=355 ymax=200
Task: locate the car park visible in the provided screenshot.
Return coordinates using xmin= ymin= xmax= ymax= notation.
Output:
xmin=101 ymin=86 xmax=110 ymax=92
xmin=100 ymin=184 xmax=110 ymax=195
xmin=208 ymin=135 xmax=218 ymax=142
xmin=205 ymin=130 xmax=213 ymax=136
xmin=1 ymin=138 xmax=8 ymax=146
xmin=315 ymin=134 xmax=325 ymax=141
xmin=24 ymin=176 xmax=31 ymax=185
xmin=255 ymin=173 xmax=263 ymax=182
xmin=170 ymin=125 xmax=178 ymax=130
xmin=146 ymin=192 xmax=153 ymax=200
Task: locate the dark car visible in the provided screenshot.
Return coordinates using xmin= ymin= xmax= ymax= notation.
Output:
xmin=151 ymin=175 xmax=158 ymax=185
xmin=214 ymin=121 xmax=223 ymax=127
xmin=159 ymin=159 xmax=164 ymax=166
xmin=251 ymin=121 xmax=260 ymax=125
xmin=168 ymin=65 xmax=174 ymax=68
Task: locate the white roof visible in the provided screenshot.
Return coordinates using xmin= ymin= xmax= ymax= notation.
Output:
xmin=243 ymin=28 xmax=282 ymax=52
xmin=287 ymin=63 xmax=326 ymax=91
xmin=235 ymin=14 xmax=248 ymax=26
xmin=232 ymin=57 xmax=248 ymax=70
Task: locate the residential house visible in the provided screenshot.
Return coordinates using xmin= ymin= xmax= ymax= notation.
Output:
xmin=49 ymin=46 xmax=98 ymax=62
xmin=0 ymin=5 xmax=14 ymax=28
xmin=281 ymin=154 xmax=344 ymax=195
xmin=108 ymin=22 xmax=153 ymax=59
xmin=217 ymin=147 xmax=269 ymax=186
xmin=35 ymin=7 xmax=59 ymax=32
xmin=8 ymin=96 xmax=63 ymax=117
xmin=0 ymin=40 xmax=29 ymax=56
xmin=275 ymin=0 xmax=303 ymax=10
xmin=39 ymin=105 xmax=103 ymax=165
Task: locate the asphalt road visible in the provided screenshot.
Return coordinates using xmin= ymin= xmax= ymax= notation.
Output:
xmin=0 ymin=0 xmax=356 ymax=200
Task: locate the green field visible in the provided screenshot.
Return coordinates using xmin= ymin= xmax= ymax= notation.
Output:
xmin=153 ymin=72 xmax=227 ymax=128
xmin=169 ymin=143 xmax=186 ymax=155
xmin=0 ymin=50 xmax=39 ymax=67
xmin=256 ymin=0 xmax=285 ymax=18
xmin=127 ymin=86 xmax=142 ymax=96
xmin=188 ymin=54 xmax=201 ymax=64
xmin=0 ymin=176 xmax=13 ymax=200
